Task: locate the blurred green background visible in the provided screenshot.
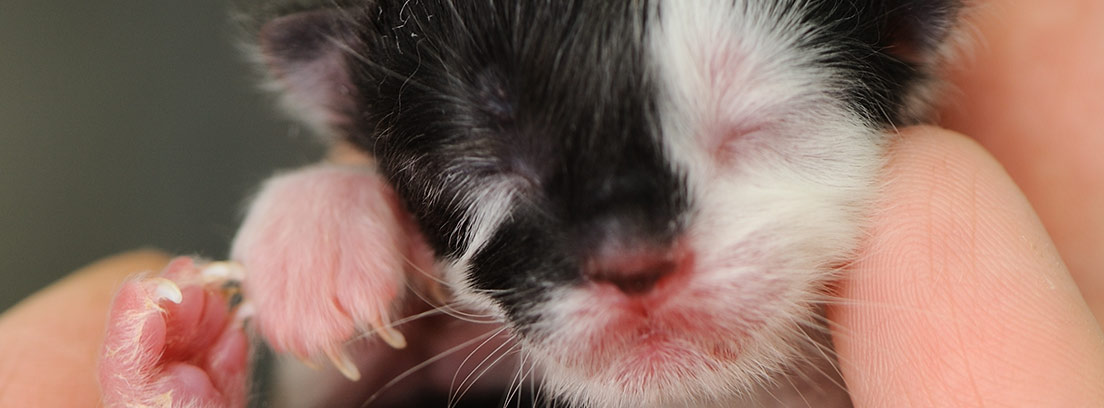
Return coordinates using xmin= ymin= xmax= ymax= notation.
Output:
xmin=0 ymin=2 xmax=323 ymax=311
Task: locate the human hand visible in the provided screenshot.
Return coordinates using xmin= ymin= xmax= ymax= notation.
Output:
xmin=0 ymin=251 xmax=171 ymax=407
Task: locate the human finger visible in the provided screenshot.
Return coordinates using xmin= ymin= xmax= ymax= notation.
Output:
xmin=941 ymin=0 xmax=1104 ymax=319
xmin=0 ymin=250 xmax=170 ymax=407
xmin=829 ymin=126 xmax=1104 ymax=407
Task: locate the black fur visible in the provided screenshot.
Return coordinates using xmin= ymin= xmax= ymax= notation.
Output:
xmin=254 ymin=0 xmax=960 ymax=327
xmin=799 ymin=0 xmax=961 ymax=123
xmin=306 ymin=1 xmax=689 ymax=322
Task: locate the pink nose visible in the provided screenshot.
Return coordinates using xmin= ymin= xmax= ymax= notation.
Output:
xmin=584 ymin=248 xmax=684 ymax=295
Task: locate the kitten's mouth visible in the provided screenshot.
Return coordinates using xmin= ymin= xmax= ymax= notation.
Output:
xmin=530 ymin=261 xmax=779 ymax=393
xmin=576 ymin=307 xmax=745 ymax=371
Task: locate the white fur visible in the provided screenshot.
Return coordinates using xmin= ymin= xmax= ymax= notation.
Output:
xmin=514 ymin=2 xmax=882 ymax=406
xmin=441 ymin=176 xmax=522 ymax=315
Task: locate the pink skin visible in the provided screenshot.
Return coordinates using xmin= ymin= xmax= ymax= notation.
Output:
xmin=229 ymin=164 xmax=422 ymax=369
xmin=99 ymin=163 xmax=459 ymax=407
xmin=97 ymin=161 xmax=526 ymax=407
xmin=99 ymin=161 xmax=464 ymax=407
xmin=98 ymin=258 xmax=249 ymax=408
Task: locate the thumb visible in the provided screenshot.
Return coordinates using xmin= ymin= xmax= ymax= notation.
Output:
xmin=0 ymin=250 xmax=170 ymax=407
xmin=828 ymin=127 xmax=1104 ymax=407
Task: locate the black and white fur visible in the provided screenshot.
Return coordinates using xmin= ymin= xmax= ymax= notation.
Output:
xmin=250 ymin=1 xmax=961 ymax=406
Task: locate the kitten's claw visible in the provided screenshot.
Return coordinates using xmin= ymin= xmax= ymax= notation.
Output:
xmin=231 ymin=165 xmax=426 ymax=375
xmin=371 ymin=318 xmax=407 ymax=350
xmin=99 ymin=257 xmax=250 ymax=408
xmin=325 ymin=347 xmax=362 ymax=381
xmin=150 ymin=277 xmax=183 ymax=304
xmin=202 ymin=261 xmax=245 ymax=282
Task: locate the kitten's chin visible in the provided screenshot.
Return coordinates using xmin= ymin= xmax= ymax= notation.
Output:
xmin=522 ymin=265 xmax=825 ymax=408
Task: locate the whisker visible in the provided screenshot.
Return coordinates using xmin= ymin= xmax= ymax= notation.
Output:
xmin=359 ymin=326 xmax=504 ymax=407
xmin=529 ymin=353 xmax=545 ymax=408
xmin=780 ymin=370 xmax=814 ymax=408
xmin=804 ymin=311 xmax=853 ymax=340
xmin=449 ymin=333 xmax=519 ymax=407
xmin=402 ymin=283 xmax=504 ymax=325
xmin=448 ymin=326 xmax=515 ymax=404
xmin=343 ymin=300 xmax=500 ymax=346
xmin=452 ymin=344 xmax=521 ymax=408
xmin=330 ymin=38 xmax=437 ymax=95
xmin=397 ymin=253 xmax=455 ymax=291
xmin=758 ymin=376 xmax=788 ymax=408
xmin=503 ymin=347 xmax=538 ymax=408
xmin=781 ymin=319 xmax=848 ymax=394
xmin=501 ymin=346 xmax=527 ymax=408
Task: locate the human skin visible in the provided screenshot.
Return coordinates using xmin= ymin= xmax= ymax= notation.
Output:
xmin=0 ymin=250 xmax=171 ymax=407
xmin=940 ymin=0 xmax=1104 ymax=322
xmin=829 ymin=126 xmax=1104 ymax=407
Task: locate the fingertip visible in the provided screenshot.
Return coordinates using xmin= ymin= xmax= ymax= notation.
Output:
xmin=830 ymin=126 xmax=1104 ymax=406
xmin=0 ymin=250 xmax=171 ymax=408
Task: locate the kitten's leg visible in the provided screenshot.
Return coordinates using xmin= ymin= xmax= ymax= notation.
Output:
xmin=99 ymin=257 xmax=249 ymax=408
xmin=231 ymin=164 xmax=426 ymax=380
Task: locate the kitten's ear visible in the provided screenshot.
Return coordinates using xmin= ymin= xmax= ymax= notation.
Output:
xmin=257 ymin=9 xmax=360 ymax=137
xmin=882 ymin=1 xmax=963 ymax=63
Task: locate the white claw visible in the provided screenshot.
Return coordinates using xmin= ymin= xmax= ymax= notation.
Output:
xmin=151 ymin=278 xmax=183 ymax=304
xmin=325 ymin=348 xmax=361 ymax=381
xmin=374 ymin=322 xmax=407 ymax=350
xmin=298 ymin=356 xmax=321 ymax=371
xmin=201 ymin=261 xmax=245 ymax=283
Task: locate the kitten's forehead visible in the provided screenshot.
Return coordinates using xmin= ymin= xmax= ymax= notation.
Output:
xmin=356 ymin=0 xmax=683 ymax=257
xmin=362 ymin=0 xmax=659 ymax=151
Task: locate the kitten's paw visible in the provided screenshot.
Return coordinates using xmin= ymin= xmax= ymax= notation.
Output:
xmin=99 ymin=257 xmax=250 ymax=408
xmin=231 ymin=165 xmax=415 ymax=380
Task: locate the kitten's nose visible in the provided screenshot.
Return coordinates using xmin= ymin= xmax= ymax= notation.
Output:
xmin=584 ymin=246 xmax=685 ymax=295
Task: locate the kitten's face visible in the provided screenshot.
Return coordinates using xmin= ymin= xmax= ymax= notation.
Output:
xmin=260 ymin=1 xmax=958 ymax=405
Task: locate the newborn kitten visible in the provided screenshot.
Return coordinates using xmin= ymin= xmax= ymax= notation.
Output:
xmin=99 ymin=1 xmax=962 ymax=407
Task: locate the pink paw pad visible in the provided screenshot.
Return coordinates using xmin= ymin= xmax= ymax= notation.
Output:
xmin=231 ymin=165 xmax=420 ymax=380
xmin=99 ymin=257 xmax=250 ymax=408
